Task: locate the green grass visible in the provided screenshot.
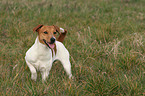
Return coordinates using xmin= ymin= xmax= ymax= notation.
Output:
xmin=0 ymin=0 xmax=145 ymax=95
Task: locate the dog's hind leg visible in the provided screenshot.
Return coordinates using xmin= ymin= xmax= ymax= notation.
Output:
xmin=60 ymin=59 xmax=72 ymax=79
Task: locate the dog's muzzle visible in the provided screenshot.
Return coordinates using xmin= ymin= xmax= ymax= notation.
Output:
xmin=50 ymin=37 xmax=55 ymax=44
xmin=43 ymin=38 xmax=55 ymax=49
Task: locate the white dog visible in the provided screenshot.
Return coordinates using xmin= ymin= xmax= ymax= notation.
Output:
xmin=25 ymin=25 xmax=72 ymax=81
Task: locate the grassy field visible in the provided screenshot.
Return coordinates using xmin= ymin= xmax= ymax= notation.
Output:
xmin=0 ymin=0 xmax=145 ymax=95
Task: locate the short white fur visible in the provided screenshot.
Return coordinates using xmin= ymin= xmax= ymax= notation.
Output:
xmin=25 ymin=28 xmax=72 ymax=81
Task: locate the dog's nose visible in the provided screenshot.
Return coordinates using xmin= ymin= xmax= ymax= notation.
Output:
xmin=50 ymin=37 xmax=55 ymax=44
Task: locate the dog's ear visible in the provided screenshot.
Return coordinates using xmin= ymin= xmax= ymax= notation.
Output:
xmin=53 ymin=25 xmax=60 ymax=34
xmin=33 ymin=24 xmax=43 ymax=32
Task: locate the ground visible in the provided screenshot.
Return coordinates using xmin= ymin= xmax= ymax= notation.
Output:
xmin=0 ymin=0 xmax=145 ymax=95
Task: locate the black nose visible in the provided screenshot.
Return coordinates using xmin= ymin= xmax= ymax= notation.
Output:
xmin=50 ymin=37 xmax=55 ymax=44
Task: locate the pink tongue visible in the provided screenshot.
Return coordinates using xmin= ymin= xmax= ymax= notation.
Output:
xmin=48 ymin=43 xmax=55 ymax=49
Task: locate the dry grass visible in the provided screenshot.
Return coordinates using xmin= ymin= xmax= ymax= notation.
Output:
xmin=0 ymin=0 xmax=145 ymax=95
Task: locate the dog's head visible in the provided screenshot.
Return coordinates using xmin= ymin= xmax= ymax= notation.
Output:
xmin=33 ymin=24 xmax=60 ymax=49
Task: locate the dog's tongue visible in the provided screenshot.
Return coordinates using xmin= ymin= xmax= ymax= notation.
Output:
xmin=47 ymin=43 xmax=55 ymax=49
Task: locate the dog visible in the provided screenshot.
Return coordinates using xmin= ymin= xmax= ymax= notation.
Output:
xmin=25 ymin=24 xmax=72 ymax=81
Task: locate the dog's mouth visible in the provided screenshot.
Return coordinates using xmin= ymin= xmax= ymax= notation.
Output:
xmin=43 ymin=39 xmax=55 ymax=49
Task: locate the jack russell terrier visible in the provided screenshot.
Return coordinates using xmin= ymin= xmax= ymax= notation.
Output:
xmin=25 ymin=25 xmax=72 ymax=81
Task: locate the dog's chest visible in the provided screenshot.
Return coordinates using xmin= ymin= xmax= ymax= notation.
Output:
xmin=37 ymin=45 xmax=52 ymax=60
xmin=34 ymin=48 xmax=53 ymax=70
xmin=38 ymin=47 xmax=51 ymax=58
xmin=28 ymin=44 xmax=54 ymax=68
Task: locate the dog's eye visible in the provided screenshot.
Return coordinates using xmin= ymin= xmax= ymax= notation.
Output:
xmin=44 ymin=31 xmax=48 ymax=34
xmin=53 ymin=32 xmax=57 ymax=34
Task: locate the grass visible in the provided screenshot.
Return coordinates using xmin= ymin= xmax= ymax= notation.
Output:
xmin=0 ymin=0 xmax=145 ymax=95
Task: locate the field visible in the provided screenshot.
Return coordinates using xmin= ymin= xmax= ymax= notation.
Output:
xmin=0 ymin=0 xmax=145 ymax=95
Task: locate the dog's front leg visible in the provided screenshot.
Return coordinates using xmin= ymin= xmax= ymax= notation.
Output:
xmin=26 ymin=61 xmax=37 ymax=81
xmin=40 ymin=67 xmax=51 ymax=81
xmin=40 ymin=68 xmax=47 ymax=81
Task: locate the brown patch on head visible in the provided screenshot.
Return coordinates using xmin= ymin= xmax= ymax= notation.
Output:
xmin=33 ymin=24 xmax=67 ymax=48
xmin=33 ymin=25 xmax=59 ymax=48
xmin=53 ymin=25 xmax=60 ymax=34
xmin=33 ymin=24 xmax=43 ymax=32
xmin=38 ymin=26 xmax=57 ymax=44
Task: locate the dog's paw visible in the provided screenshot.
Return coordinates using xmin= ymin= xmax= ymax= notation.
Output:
xmin=60 ymin=28 xmax=65 ymax=33
xmin=31 ymin=74 xmax=37 ymax=81
xmin=69 ymin=74 xmax=74 ymax=80
xmin=31 ymin=77 xmax=37 ymax=81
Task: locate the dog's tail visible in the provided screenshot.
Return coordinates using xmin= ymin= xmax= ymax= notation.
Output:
xmin=57 ymin=29 xmax=67 ymax=43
